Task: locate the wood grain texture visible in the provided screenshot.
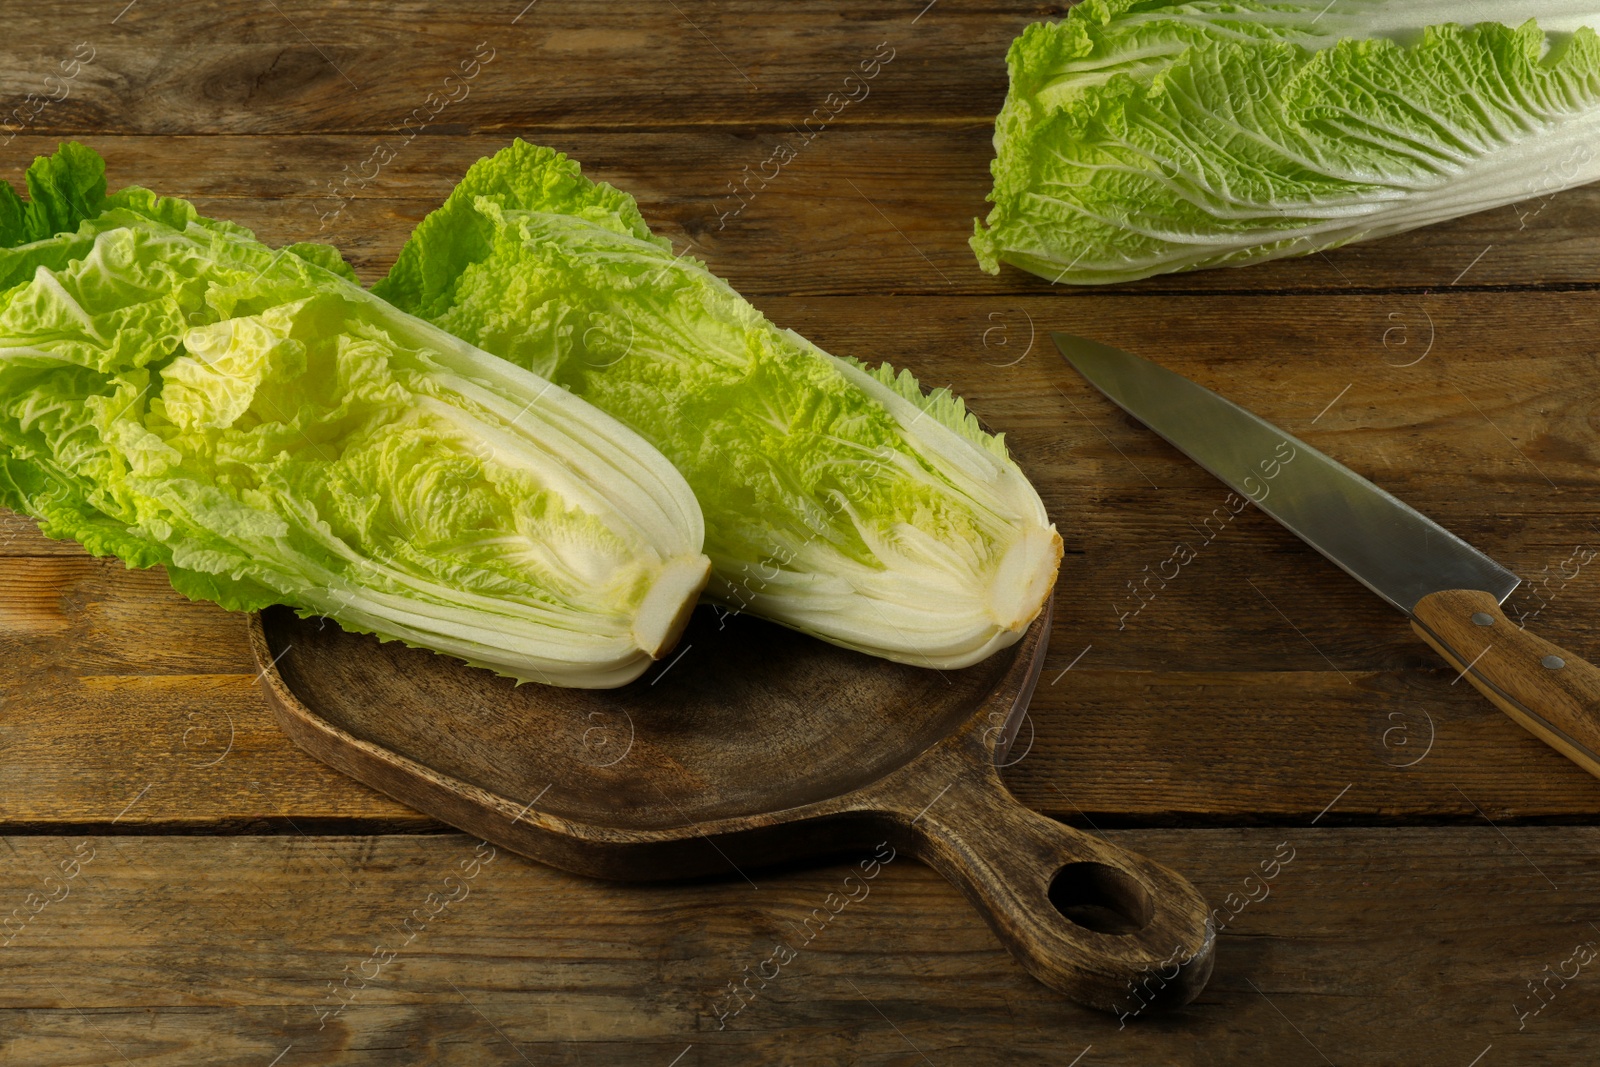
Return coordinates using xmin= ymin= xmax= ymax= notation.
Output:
xmin=1 ymin=828 xmax=1597 ymax=1065
xmin=251 ymin=600 xmax=1215 ymax=1011
xmin=1414 ymin=588 xmax=1600 ymax=782
xmin=0 ymin=1 xmax=1045 ymax=133
xmin=6 ymin=291 xmax=1600 ymax=827
xmin=5 ymin=0 xmax=1600 ymax=1059
xmin=5 ymin=131 xmax=1599 ymax=295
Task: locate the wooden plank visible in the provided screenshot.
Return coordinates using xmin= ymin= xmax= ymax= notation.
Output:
xmin=4 ymin=292 xmax=1600 ymax=826
xmin=0 ymin=662 xmax=426 ymax=830
xmin=0 ymin=511 xmax=82 ymax=557
xmin=0 ymin=1 xmax=1034 ymax=133
xmin=6 ymin=132 xmax=1598 ymax=295
xmin=1 ymin=828 xmax=1596 ymax=1063
xmin=0 ymin=560 xmax=420 ymax=828
xmin=9 ymin=0 xmax=1596 ymax=1059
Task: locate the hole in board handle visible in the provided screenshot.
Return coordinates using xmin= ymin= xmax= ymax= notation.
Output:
xmin=1048 ymin=861 xmax=1155 ymax=935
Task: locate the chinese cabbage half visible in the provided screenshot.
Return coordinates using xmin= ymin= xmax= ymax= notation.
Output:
xmin=376 ymin=140 xmax=1061 ymax=670
xmin=972 ymin=1 xmax=1600 ymax=285
xmin=0 ymin=144 xmax=709 ymax=688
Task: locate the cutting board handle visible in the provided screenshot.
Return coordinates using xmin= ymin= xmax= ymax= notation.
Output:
xmin=860 ymin=739 xmax=1214 ymax=1016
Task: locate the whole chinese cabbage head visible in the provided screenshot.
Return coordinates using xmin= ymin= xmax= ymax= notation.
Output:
xmin=973 ymin=0 xmax=1600 ymax=284
xmin=377 ymin=140 xmax=1061 ymax=669
xmin=0 ymin=143 xmax=710 ymax=687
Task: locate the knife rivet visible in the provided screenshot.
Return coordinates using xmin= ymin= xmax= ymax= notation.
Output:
xmin=1471 ymin=612 xmax=1495 ymax=627
xmin=1542 ymin=655 xmax=1566 ymax=670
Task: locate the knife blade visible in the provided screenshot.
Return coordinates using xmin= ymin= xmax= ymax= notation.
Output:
xmin=1055 ymin=332 xmax=1600 ymax=782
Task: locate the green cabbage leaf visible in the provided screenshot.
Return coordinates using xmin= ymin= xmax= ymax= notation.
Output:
xmin=0 ymin=144 xmax=709 ymax=687
xmin=376 ymin=140 xmax=1061 ymax=670
xmin=973 ymin=1 xmax=1600 ymax=285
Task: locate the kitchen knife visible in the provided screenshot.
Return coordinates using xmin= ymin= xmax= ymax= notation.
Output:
xmin=1054 ymin=332 xmax=1600 ymax=781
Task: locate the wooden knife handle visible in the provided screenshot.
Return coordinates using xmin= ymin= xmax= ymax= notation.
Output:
xmin=1412 ymin=588 xmax=1600 ymax=780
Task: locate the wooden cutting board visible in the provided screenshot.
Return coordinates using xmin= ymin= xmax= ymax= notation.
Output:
xmin=249 ymin=597 xmax=1214 ymax=1013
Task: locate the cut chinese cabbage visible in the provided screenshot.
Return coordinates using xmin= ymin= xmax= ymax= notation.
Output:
xmin=375 ymin=140 xmax=1061 ymax=670
xmin=972 ymin=1 xmax=1600 ymax=285
xmin=0 ymin=144 xmax=709 ymax=688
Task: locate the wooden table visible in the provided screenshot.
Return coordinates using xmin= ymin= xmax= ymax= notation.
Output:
xmin=5 ymin=3 xmax=1600 ymax=1063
